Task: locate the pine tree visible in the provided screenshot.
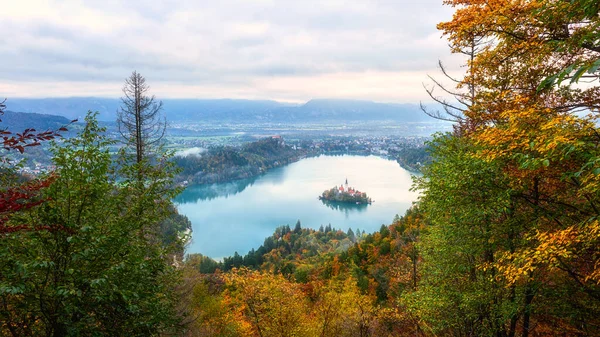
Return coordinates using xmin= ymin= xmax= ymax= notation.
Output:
xmin=117 ymin=71 xmax=166 ymax=168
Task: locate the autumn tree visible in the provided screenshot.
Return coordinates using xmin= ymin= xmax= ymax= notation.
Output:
xmin=313 ymin=277 xmax=376 ymax=337
xmin=1 ymin=98 xmax=68 ymax=159
xmin=117 ymin=71 xmax=166 ymax=167
xmin=0 ymin=98 xmax=70 ymax=234
xmin=410 ymin=135 xmax=527 ymax=337
xmin=222 ymin=268 xmax=314 ymax=337
xmin=410 ymin=0 xmax=600 ymax=335
xmin=420 ymin=35 xmax=485 ymax=128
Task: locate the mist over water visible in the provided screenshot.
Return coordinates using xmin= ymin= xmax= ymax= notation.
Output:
xmin=175 ymin=155 xmax=419 ymax=259
xmin=175 ymin=147 xmax=207 ymax=157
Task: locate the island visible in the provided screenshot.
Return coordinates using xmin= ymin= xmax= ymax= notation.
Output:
xmin=319 ymin=179 xmax=372 ymax=205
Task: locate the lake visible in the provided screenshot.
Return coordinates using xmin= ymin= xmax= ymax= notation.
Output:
xmin=175 ymin=155 xmax=419 ymax=259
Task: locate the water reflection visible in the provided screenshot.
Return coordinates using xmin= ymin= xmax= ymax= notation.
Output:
xmin=174 ymin=177 xmax=257 ymax=203
xmin=174 ymin=165 xmax=292 ymax=204
xmin=256 ymin=166 xmax=287 ymax=185
xmin=176 ymin=155 xmax=419 ymax=258
xmin=320 ymin=199 xmax=369 ymax=213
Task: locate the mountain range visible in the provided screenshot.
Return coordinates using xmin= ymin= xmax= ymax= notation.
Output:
xmin=4 ymin=98 xmax=434 ymax=123
xmin=1 ymin=110 xmax=72 ymax=132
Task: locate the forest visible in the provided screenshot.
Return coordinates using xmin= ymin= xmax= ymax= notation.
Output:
xmin=180 ymin=1 xmax=600 ymax=335
xmin=172 ymin=137 xmax=429 ymax=186
xmin=173 ymin=137 xmax=305 ymax=185
xmin=1 ymin=0 xmax=599 ymax=336
xmin=388 ymin=146 xmax=430 ymax=172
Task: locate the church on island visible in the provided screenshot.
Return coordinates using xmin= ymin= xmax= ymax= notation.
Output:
xmin=319 ymin=179 xmax=372 ymax=204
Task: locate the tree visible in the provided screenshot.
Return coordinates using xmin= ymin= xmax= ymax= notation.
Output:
xmin=313 ymin=278 xmax=376 ymax=337
xmin=409 ymin=0 xmax=600 ymax=335
xmin=188 ymin=272 xmax=248 ymax=336
xmin=347 ymin=228 xmax=355 ymax=242
xmin=222 ymin=268 xmax=314 ymax=337
xmin=1 ymin=98 xmax=70 ymax=234
xmin=294 ymin=220 xmax=302 ymax=234
xmin=1 ymin=98 xmax=68 ymax=159
xmin=117 ymin=71 xmax=166 ymax=166
xmin=409 ymin=135 xmax=525 ymax=337
xmin=0 ymin=112 xmax=182 ymax=336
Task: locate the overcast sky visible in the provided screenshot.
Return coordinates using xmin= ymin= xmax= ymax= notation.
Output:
xmin=2 ymin=0 xmax=463 ymax=103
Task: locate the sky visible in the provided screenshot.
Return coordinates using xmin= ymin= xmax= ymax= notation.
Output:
xmin=2 ymin=0 xmax=464 ymax=103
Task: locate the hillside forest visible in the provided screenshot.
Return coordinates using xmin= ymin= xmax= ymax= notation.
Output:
xmin=173 ymin=137 xmax=302 ymax=185
xmin=1 ymin=1 xmax=600 ymax=336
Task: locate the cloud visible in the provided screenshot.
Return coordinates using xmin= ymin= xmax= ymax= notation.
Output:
xmin=175 ymin=147 xmax=207 ymax=157
xmin=2 ymin=0 xmax=464 ymax=103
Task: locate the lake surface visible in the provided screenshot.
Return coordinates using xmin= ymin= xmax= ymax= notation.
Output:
xmin=175 ymin=155 xmax=419 ymax=259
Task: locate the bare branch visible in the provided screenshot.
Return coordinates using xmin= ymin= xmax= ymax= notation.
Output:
xmin=117 ymin=71 xmax=167 ymax=167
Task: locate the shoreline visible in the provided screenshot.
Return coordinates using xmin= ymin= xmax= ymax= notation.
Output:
xmin=177 ymin=151 xmax=421 ymax=188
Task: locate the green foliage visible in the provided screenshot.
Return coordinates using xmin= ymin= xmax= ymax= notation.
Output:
xmin=177 ymin=0 xmax=600 ymax=334
xmin=174 ymin=137 xmax=303 ymax=184
xmin=160 ymin=204 xmax=192 ymax=254
xmin=0 ymin=112 xmax=183 ymax=336
xmin=320 ymin=186 xmax=372 ymax=204
xmin=389 ymin=146 xmax=431 ymax=172
xmin=243 ymin=225 xmax=351 ymax=273
xmin=183 ymin=210 xmax=425 ymax=336
xmin=406 ymin=135 xmax=519 ymax=336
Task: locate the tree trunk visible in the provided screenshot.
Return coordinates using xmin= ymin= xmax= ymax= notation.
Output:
xmin=521 ymin=284 xmax=534 ymax=337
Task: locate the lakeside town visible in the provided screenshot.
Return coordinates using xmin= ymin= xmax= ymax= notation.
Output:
xmin=9 ymin=134 xmax=430 ymax=179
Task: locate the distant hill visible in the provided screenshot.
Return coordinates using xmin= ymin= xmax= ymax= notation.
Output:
xmin=280 ymin=99 xmax=428 ymax=122
xmin=173 ymin=137 xmax=303 ymax=185
xmin=5 ymin=97 xmax=433 ymax=123
xmin=6 ymin=98 xmax=121 ymax=122
xmin=158 ymin=99 xmax=294 ymax=122
xmin=1 ymin=110 xmax=72 ymax=132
